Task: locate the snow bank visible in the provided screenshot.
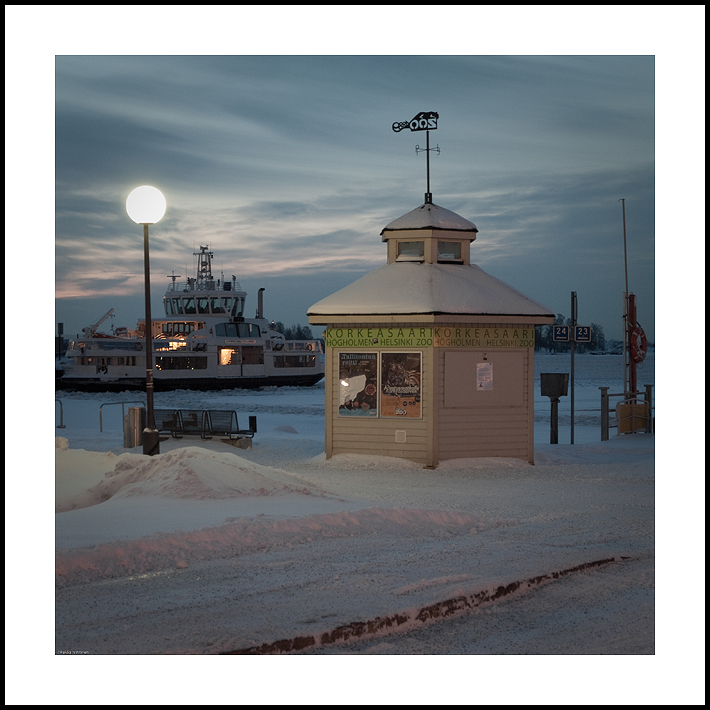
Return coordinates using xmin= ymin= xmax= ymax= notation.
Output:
xmin=309 ymin=452 xmax=423 ymax=471
xmin=56 ymin=445 xmax=326 ymax=513
xmin=56 ymin=507 xmax=496 ymax=587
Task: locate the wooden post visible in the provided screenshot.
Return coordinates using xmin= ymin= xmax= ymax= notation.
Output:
xmin=644 ymin=384 xmax=653 ymax=434
xmin=599 ymin=387 xmax=609 ymax=441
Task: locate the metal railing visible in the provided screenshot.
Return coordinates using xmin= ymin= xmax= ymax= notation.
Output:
xmin=599 ymin=384 xmax=654 ymax=441
xmin=281 ymin=340 xmax=323 ymax=352
xmin=99 ymin=400 xmax=146 ymax=432
xmin=56 ymin=399 xmax=66 ymax=429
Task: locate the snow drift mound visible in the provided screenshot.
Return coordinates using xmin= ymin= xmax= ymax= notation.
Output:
xmin=56 ymin=507 xmax=497 ymax=587
xmin=56 ymin=446 xmax=322 ymax=512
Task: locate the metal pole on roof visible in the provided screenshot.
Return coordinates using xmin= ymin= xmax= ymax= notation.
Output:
xmin=425 ymin=129 xmax=431 ymax=202
xmin=619 ymin=199 xmax=629 ymax=395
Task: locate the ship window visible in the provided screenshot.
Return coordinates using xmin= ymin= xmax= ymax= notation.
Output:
xmin=274 ymin=355 xmax=316 ymax=368
xmin=183 ymin=297 xmax=196 ymax=314
xmin=165 ymin=299 xmax=174 ymax=316
xmin=241 ymin=346 xmax=264 ymax=365
xmin=396 ymin=241 xmax=424 ymax=261
xmin=222 ymin=297 xmax=233 ymax=314
xmin=211 ymin=298 xmax=226 ymax=314
xmin=215 ymin=323 xmax=261 ymax=338
xmin=197 ymin=297 xmax=210 ymax=314
xmin=437 ymin=241 xmax=462 ymax=262
xmin=172 ymin=298 xmax=184 ymax=315
xmin=219 ymin=347 xmax=239 ymax=365
xmin=241 ymin=323 xmax=260 ymax=338
xmin=155 ymin=356 xmax=208 ymax=370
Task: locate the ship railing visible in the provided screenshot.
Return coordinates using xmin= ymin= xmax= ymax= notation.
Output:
xmin=165 ymin=281 xmax=243 ymax=293
xmin=99 ymin=400 xmax=146 ymax=432
xmin=281 ymin=340 xmax=323 ymax=352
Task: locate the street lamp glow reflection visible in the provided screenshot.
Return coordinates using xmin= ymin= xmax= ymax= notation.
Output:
xmin=126 ymin=185 xmax=166 ymax=224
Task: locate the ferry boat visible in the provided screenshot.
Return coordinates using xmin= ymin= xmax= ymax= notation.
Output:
xmin=58 ymin=246 xmax=325 ymax=391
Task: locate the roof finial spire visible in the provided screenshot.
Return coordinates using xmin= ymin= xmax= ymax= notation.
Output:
xmin=392 ymin=111 xmax=440 ymax=204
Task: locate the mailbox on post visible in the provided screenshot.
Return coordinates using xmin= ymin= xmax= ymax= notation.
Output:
xmin=541 ymin=373 xmax=569 ymax=398
xmin=541 ymin=373 xmax=569 ymax=444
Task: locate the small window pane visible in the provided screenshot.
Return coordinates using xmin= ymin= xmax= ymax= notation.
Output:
xmin=437 ymin=241 xmax=462 ymax=260
xmin=397 ymin=241 xmax=424 ymax=260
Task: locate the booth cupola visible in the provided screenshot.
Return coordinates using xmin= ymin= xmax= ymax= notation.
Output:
xmin=381 ymin=201 xmax=478 ymax=265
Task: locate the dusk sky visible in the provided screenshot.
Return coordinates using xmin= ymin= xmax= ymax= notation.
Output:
xmin=7 ymin=7 xmax=705 ymax=349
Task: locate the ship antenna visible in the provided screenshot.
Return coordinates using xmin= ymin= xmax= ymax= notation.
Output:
xmin=193 ymin=244 xmax=214 ymax=289
xmin=392 ymin=111 xmax=440 ymax=204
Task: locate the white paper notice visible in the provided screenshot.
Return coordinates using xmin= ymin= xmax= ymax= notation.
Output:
xmin=476 ymin=362 xmax=493 ymax=390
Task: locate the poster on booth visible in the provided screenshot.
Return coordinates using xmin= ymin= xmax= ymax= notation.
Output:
xmin=476 ymin=361 xmax=493 ymax=390
xmin=339 ymin=353 xmax=378 ymax=416
xmin=380 ymin=352 xmax=422 ymax=418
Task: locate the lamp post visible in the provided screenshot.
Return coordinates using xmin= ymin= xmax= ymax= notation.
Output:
xmin=126 ymin=185 xmax=166 ymax=456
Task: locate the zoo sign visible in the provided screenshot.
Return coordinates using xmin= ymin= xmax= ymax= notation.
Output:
xmin=325 ymin=327 xmax=535 ymax=349
xmin=392 ymin=111 xmax=439 ymax=133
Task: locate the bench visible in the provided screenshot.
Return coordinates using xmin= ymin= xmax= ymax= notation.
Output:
xmin=180 ymin=409 xmax=207 ymax=437
xmin=153 ymin=409 xmax=182 ymax=438
xmin=151 ymin=408 xmax=256 ymax=441
xmin=203 ymin=410 xmax=256 ymax=441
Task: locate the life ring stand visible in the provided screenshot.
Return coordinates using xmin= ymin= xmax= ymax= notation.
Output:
xmin=630 ymin=325 xmax=647 ymax=363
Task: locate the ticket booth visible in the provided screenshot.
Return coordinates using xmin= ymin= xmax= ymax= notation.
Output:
xmin=308 ymin=201 xmax=555 ymax=466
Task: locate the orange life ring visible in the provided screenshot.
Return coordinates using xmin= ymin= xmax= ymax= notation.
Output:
xmin=630 ymin=325 xmax=647 ymax=363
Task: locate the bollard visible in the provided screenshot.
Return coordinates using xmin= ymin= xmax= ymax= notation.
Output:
xmin=549 ymin=397 xmax=560 ymax=444
xmin=124 ymin=407 xmax=146 ymax=448
xmin=599 ymin=387 xmax=609 ymax=441
xmin=643 ymin=384 xmax=653 ymax=433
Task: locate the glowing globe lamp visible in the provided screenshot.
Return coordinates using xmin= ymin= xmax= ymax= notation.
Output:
xmin=126 ymin=185 xmax=166 ymax=225
xmin=125 ymin=185 xmax=166 ymax=456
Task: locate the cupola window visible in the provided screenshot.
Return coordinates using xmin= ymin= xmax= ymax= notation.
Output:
xmin=437 ymin=241 xmax=462 ymax=262
xmin=396 ymin=241 xmax=425 ymax=262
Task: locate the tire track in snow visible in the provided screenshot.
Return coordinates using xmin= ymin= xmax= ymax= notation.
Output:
xmin=221 ymin=556 xmax=624 ymax=654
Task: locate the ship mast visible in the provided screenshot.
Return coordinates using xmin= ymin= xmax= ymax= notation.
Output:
xmin=194 ymin=245 xmax=214 ymax=289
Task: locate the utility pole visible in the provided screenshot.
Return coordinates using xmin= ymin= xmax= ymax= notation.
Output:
xmin=570 ymin=291 xmax=577 ymax=445
xmin=619 ymin=198 xmax=629 ymax=395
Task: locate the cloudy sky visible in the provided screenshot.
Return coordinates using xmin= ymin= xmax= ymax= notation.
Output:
xmin=8 ymin=7 xmax=705 ymax=347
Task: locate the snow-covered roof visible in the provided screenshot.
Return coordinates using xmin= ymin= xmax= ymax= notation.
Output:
xmin=308 ymin=263 xmax=555 ymax=318
xmin=381 ymin=202 xmax=478 ymax=234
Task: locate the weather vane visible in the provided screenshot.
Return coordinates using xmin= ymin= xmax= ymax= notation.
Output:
xmin=392 ymin=111 xmax=440 ymax=204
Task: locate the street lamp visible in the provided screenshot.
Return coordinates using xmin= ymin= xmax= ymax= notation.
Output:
xmin=126 ymin=185 xmax=166 ymax=456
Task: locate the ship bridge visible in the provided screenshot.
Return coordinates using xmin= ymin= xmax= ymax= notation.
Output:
xmin=163 ymin=245 xmax=247 ymax=318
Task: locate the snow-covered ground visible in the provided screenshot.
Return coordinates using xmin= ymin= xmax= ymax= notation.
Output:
xmin=8 ymin=351 xmax=706 ymax=703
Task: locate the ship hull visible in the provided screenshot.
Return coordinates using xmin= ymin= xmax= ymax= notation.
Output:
xmin=56 ymin=372 xmax=324 ymax=392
